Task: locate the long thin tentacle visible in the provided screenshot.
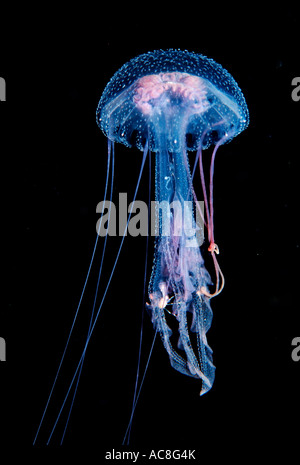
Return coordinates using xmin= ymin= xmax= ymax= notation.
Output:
xmin=33 ymin=139 xmax=112 ymax=445
xmin=46 ymin=143 xmax=149 ymax=444
xmin=60 ymin=142 xmax=115 ymax=444
xmin=122 ymin=329 xmax=158 ymax=445
xmin=124 ymin=148 xmax=152 ymax=445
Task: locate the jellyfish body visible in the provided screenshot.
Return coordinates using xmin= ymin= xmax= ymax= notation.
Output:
xmin=97 ymin=49 xmax=249 ymax=395
xmin=33 ymin=50 xmax=249 ymax=446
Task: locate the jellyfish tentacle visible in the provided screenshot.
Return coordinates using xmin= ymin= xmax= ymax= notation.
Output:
xmin=123 ymin=329 xmax=158 ymax=445
xmin=193 ymin=294 xmax=215 ymax=395
xmin=43 ymin=143 xmax=149 ymax=445
xmin=149 ymin=212 xmax=215 ymax=393
xmin=124 ymin=147 xmax=152 ymax=445
xmin=151 ymin=303 xmax=196 ymax=378
xmin=33 ymin=140 xmax=114 ymax=445
xmin=60 ymin=141 xmax=116 ymax=444
xmin=197 ymin=135 xmax=228 ymax=299
xmin=177 ymin=301 xmax=212 ymax=389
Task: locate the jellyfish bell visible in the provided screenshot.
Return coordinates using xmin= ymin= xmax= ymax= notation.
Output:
xmin=96 ymin=49 xmax=249 ymax=152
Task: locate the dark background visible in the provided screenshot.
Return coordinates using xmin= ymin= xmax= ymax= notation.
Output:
xmin=1 ymin=5 xmax=300 ymax=461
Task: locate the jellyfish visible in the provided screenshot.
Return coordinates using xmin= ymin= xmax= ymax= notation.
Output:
xmin=34 ymin=49 xmax=249 ymax=445
xmin=96 ymin=49 xmax=249 ymax=396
